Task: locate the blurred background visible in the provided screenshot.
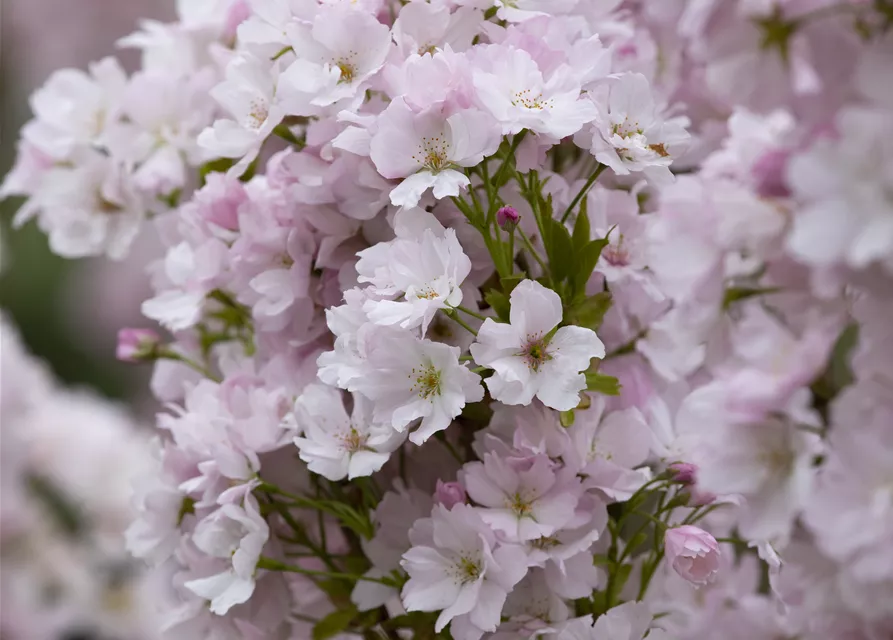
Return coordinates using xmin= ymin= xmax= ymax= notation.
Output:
xmin=2 ymin=3 xmax=177 ymax=638
xmin=1 ymin=0 xmax=175 ymax=404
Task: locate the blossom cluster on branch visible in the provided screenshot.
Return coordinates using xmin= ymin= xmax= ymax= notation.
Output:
xmin=3 ymin=0 xmax=893 ymax=638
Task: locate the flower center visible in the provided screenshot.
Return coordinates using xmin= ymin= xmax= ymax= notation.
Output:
xmin=506 ymin=491 xmax=533 ymax=517
xmin=410 ymin=364 xmax=442 ymax=400
xmin=531 ymin=535 xmax=560 ymax=550
xmin=96 ymin=194 xmax=124 ymax=215
xmin=759 ymin=446 xmax=795 ymax=476
xmin=414 ymin=286 xmax=439 ymax=300
xmin=518 ymin=335 xmax=552 ymax=371
xmin=418 ymin=44 xmax=437 ymax=56
xmin=452 ymin=554 xmax=482 ymax=584
xmin=247 ymin=98 xmax=269 ymax=130
xmin=511 ymin=88 xmax=553 ymax=110
xmin=602 ymin=236 xmax=630 ymax=266
xmin=412 ymin=135 xmax=451 ymax=172
xmin=612 ymin=120 xmax=643 ymax=139
xmin=340 ymin=427 xmax=366 ymax=453
xmin=649 ymin=142 xmax=669 ymax=157
xmin=336 ymin=59 xmax=357 ymax=84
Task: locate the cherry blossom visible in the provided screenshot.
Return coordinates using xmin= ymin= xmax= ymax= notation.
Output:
xmin=470 ymin=279 xmax=605 ymax=411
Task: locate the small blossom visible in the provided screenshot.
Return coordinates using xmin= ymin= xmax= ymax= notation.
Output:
xmin=401 ymin=503 xmax=529 ymax=634
xmin=664 ymin=525 xmax=721 ymax=586
xmin=496 ymin=205 xmax=520 ymax=229
xmin=435 ymin=480 xmax=467 ymax=509
xmin=348 ymin=326 xmax=484 ymax=444
xmin=184 ymin=496 xmax=270 ymax=614
xmin=470 ymin=280 xmax=605 ymax=411
xmin=292 ymin=384 xmax=405 ymax=481
xmin=357 ymin=228 xmax=472 ymax=334
xmin=369 ymin=98 xmax=502 ymax=208
xmin=461 ymin=452 xmax=582 ymax=542
xmin=116 ymin=328 xmax=161 ymax=362
xmin=669 ymin=462 xmax=698 ymax=485
xmin=577 ymin=72 xmax=690 ymax=185
xmin=472 ymin=46 xmax=598 ymax=139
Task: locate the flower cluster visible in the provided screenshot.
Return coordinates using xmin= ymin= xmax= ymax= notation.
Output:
xmin=4 ymin=0 xmax=893 ymax=638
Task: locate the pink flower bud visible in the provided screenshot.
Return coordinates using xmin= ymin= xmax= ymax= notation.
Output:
xmin=434 ymin=480 xmax=467 ymax=509
xmin=669 ymin=462 xmax=698 ymax=485
xmin=751 ymin=149 xmax=791 ymax=199
xmin=668 ymin=463 xmax=715 ymax=505
xmin=664 ymin=525 xmax=721 ymax=586
xmin=116 ymin=328 xmax=160 ymax=362
xmin=496 ymin=206 xmax=520 ymax=229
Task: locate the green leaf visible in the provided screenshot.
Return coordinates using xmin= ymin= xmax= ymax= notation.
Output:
xmin=499 ymin=274 xmax=525 ymax=295
xmin=592 ymin=553 xmax=611 ymax=566
xmin=177 ymin=496 xmax=196 ymax=526
xmin=572 ymin=238 xmax=609 ymax=296
xmin=484 ymin=289 xmax=511 ymax=322
xmin=568 ymin=292 xmax=613 ymax=330
xmin=315 ymin=578 xmax=354 ymax=606
xmin=273 ymin=123 xmax=302 ymax=145
xmin=319 ymin=501 xmax=375 ymax=539
xmin=626 ymin=530 xmax=650 ymax=555
xmin=559 ymin=409 xmax=575 ymax=427
xmin=313 ymin=606 xmax=358 ymax=640
xmin=613 ymin=563 xmax=633 ymax=593
xmin=590 ymin=590 xmax=609 ymax=616
xmin=572 ymin=195 xmax=590 ymax=253
xmin=585 ymin=372 xmax=621 ymax=396
xmin=544 ymin=217 xmax=575 ymax=284
xmin=722 ymin=286 xmax=781 ymax=309
xmin=199 ymin=158 xmax=236 ymax=186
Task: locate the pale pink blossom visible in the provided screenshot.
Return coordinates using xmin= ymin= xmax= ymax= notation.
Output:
xmin=435 ymin=480 xmax=468 ymax=509
xmin=369 ymin=98 xmax=502 ymax=208
xmin=664 ymin=525 xmax=721 ymax=586
xmin=470 ymin=279 xmax=605 ymax=411
xmin=401 ymin=503 xmax=528 ymax=636
xmin=461 ymin=452 xmax=582 ymax=542
xmin=348 ymin=326 xmax=484 ymax=444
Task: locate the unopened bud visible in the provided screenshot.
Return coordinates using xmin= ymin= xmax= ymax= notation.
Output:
xmin=496 ymin=206 xmax=520 ymax=229
xmin=434 ymin=480 xmax=467 ymax=509
xmin=117 ymin=328 xmax=161 ymax=362
xmin=669 ymin=462 xmax=698 ymax=485
xmin=751 ymin=149 xmax=791 ymax=199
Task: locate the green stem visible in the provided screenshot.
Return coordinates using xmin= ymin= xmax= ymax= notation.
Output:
xmin=266 ymin=498 xmax=338 ymax=571
xmin=637 ymin=550 xmax=665 ymax=600
xmin=257 ymin=557 xmax=396 ymax=586
xmin=435 ymin=432 xmax=465 ymax=463
xmin=561 ymin=164 xmax=607 ymax=224
xmin=506 ymin=227 xmax=516 ymax=275
xmin=492 ymin=131 xmax=528 ymax=190
xmin=157 ymin=350 xmax=221 ymax=382
xmin=453 ymin=305 xmax=488 ymax=321
xmin=631 ymin=510 xmax=667 ymax=532
xmin=449 ymin=311 xmax=479 ymax=337
xmin=517 ymin=226 xmax=549 ymax=276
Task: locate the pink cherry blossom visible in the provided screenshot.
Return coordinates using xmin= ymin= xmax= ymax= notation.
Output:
xmin=664 ymin=525 xmax=721 ymax=586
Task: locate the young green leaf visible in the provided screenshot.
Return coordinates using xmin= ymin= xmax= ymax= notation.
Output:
xmin=313 ymin=606 xmax=358 ymax=640
xmin=568 ymin=292 xmax=613 ymax=330
xmin=572 ymin=195 xmax=590 ymax=253
xmin=484 ymin=289 xmax=511 ymax=322
xmin=585 ymin=372 xmax=621 ymax=395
